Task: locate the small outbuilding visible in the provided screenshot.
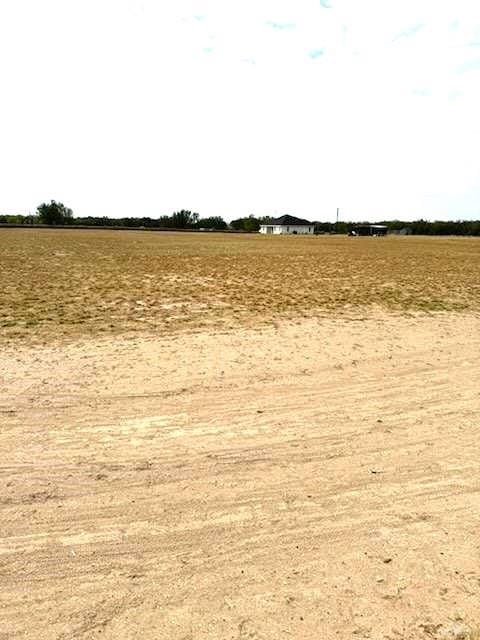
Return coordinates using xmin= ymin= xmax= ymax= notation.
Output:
xmin=260 ymin=215 xmax=314 ymax=235
xmin=350 ymin=224 xmax=388 ymax=237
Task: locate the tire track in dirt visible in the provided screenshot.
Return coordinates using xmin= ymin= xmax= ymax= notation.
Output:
xmin=1 ymin=313 xmax=480 ymax=639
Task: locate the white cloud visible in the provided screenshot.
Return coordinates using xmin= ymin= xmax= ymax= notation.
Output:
xmin=0 ymin=0 xmax=479 ymax=220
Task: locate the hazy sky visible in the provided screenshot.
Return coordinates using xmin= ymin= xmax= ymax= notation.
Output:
xmin=1 ymin=0 xmax=479 ymax=221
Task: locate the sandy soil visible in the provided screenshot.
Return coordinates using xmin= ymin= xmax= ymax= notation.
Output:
xmin=1 ymin=312 xmax=480 ymax=639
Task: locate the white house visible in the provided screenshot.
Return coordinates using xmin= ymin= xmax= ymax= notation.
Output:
xmin=259 ymin=215 xmax=314 ymax=235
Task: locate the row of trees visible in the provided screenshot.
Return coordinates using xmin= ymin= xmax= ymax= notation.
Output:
xmin=1 ymin=201 xmax=480 ymax=236
xmin=314 ymin=219 xmax=480 ymax=236
xmin=0 ymin=202 xmax=227 ymax=230
xmin=229 ymin=215 xmax=279 ymax=231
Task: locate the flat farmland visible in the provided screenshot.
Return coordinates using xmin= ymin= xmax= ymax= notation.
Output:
xmin=1 ymin=229 xmax=479 ymax=344
xmin=1 ymin=229 xmax=480 ymax=639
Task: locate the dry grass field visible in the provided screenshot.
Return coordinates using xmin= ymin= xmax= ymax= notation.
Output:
xmin=1 ymin=229 xmax=479 ymax=344
xmin=1 ymin=229 xmax=480 ymax=639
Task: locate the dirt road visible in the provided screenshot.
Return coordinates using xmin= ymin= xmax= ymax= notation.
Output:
xmin=1 ymin=313 xmax=479 ymax=639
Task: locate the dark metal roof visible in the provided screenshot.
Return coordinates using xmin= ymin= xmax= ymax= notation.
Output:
xmin=270 ymin=214 xmax=313 ymax=226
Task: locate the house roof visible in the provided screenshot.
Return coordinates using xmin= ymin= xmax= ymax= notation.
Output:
xmin=268 ymin=214 xmax=313 ymax=226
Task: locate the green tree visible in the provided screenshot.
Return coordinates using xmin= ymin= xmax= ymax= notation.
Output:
xmin=197 ymin=216 xmax=227 ymax=230
xmin=171 ymin=210 xmax=199 ymax=228
xmin=37 ymin=200 xmax=73 ymax=225
xmin=230 ymin=215 xmax=260 ymax=232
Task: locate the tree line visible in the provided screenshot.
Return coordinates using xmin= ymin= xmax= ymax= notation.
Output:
xmin=1 ymin=201 xmax=480 ymax=236
xmin=314 ymin=219 xmax=480 ymax=236
xmin=0 ymin=202 xmax=228 ymax=230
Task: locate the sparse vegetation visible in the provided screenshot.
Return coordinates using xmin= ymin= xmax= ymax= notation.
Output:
xmin=1 ymin=229 xmax=479 ymax=344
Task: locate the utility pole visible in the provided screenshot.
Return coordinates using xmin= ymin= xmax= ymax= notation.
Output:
xmin=336 ymin=207 xmax=339 ymax=233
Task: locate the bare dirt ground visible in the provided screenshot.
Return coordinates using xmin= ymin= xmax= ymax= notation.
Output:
xmin=1 ymin=311 xmax=479 ymax=639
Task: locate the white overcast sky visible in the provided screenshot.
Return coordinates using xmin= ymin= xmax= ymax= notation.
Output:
xmin=1 ymin=0 xmax=479 ymax=221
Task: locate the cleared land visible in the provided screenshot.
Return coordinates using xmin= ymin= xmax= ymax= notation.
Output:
xmin=1 ymin=230 xmax=480 ymax=639
xmin=1 ymin=230 xmax=479 ymax=344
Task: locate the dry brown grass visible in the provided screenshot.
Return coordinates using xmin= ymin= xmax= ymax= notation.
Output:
xmin=1 ymin=229 xmax=479 ymax=344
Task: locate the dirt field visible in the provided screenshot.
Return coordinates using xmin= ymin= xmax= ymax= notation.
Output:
xmin=1 ymin=230 xmax=480 ymax=639
xmin=1 ymin=230 xmax=479 ymax=344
